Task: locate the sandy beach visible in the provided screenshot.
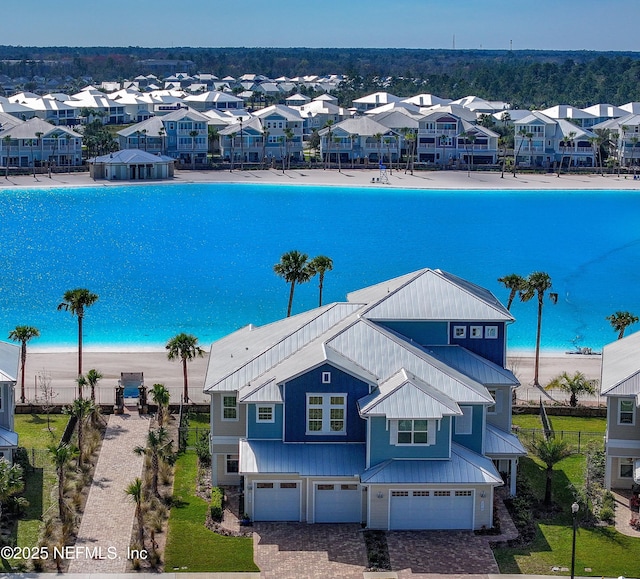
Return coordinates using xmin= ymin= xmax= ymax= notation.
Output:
xmin=5 ymin=167 xmax=620 ymax=406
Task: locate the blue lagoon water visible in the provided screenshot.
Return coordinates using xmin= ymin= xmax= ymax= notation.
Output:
xmin=1 ymin=182 xmax=639 ymax=352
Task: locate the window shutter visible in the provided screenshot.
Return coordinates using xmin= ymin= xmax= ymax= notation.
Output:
xmin=427 ymin=420 xmax=436 ymax=446
xmin=389 ymin=419 xmax=398 ymax=445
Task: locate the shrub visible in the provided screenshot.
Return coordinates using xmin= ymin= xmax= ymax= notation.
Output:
xmin=210 ymin=486 xmax=224 ymax=521
xmin=195 ymin=432 xmax=211 ymax=467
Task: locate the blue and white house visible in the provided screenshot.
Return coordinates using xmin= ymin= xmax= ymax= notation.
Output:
xmin=0 ymin=342 xmax=19 ymax=461
xmin=204 ymin=269 xmax=525 ymax=530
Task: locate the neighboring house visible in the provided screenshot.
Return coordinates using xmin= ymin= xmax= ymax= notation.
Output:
xmin=204 ymin=268 xmax=524 ymax=529
xmin=593 ymin=114 xmax=640 ymax=168
xmin=88 ymin=149 xmax=175 ymax=180
xmin=318 ymin=116 xmax=399 ymax=165
xmin=218 ymin=117 xmax=265 ymax=163
xmin=66 ymin=89 xmax=126 ymax=124
xmin=252 ymin=105 xmax=304 ymax=162
xmin=540 ymin=104 xmax=597 ymax=128
xmin=183 ymin=91 xmax=243 ymax=112
xmin=601 ymin=331 xmax=640 ymax=489
xmin=0 ymin=117 xmax=83 ymax=169
xmin=0 ymin=342 xmax=19 ymax=461
xmin=514 ymin=112 xmax=596 ymax=169
xmin=352 ymin=92 xmax=402 ymax=113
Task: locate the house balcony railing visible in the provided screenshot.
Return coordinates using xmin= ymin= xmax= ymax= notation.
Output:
xmin=177 ymin=129 xmax=206 ymax=136
xmin=421 ymin=129 xmax=458 ymax=137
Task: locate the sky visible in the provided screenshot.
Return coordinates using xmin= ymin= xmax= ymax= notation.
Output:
xmin=2 ymin=0 xmax=639 ymax=52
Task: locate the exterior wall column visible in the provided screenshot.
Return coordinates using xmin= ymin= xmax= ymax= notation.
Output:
xmin=605 ymin=454 xmax=613 ymax=489
xmin=510 ymin=458 xmax=517 ymax=495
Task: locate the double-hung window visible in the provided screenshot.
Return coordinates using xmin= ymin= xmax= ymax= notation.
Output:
xmin=397 ymin=419 xmax=428 ymax=444
xmin=222 ymin=395 xmax=238 ymax=421
xmin=618 ymin=398 xmax=635 ymax=425
xmin=306 ymin=393 xmax=346 ymax=434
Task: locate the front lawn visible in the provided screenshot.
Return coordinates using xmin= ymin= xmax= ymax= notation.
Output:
xmin=164 ymin=452 xmax=258 ymax=573
xmin=15 ymin=413 xmax=68 ymax=448
xmin=494 ymin=416 xmax=639 ymax=577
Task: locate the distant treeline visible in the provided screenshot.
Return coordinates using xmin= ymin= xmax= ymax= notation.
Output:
xmin=2 ymin=46 xmax=640 ymax=108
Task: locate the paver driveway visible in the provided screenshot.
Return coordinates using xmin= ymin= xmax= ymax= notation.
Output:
xmin=254 ymin=523 xmax=501 ymax=578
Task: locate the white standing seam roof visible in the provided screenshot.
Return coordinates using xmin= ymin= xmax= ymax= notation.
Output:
xmin=0 ymin=427 xmax=18 ymax=448
xmin=358 ymin=269 xmax=513 ymax=321
xmin=360 ymin=444 xmax=503 ymax=485
xmin=425 ymin=346 xmax=519 ymax=386
xmin=484 ymin=425 xmax=527 ymax=456
xmin=0 ymin=342 xmax=18 ymax=383
xmin=601 ymin=330 xmax=640 ymax=397
xmin=326 ymin=319 xmax=493 ymax=404
xmin=204 ymin=302 xmax=364 ymax=392
xmin=239 ymin=378 xmax=283 ymax=403
xmin=358 ymin=369 xmax=461 ymax=419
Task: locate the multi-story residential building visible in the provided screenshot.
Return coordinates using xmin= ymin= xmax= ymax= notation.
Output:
xmin=183 ymin=90 xmax=244 ymax=112
xmin=204 ymin=269 xmax=524 ymax=529
xmin=0 ymin=341 xmax=19 ymax=461
xmin=0 ymin=117 xmax=83 ymax=168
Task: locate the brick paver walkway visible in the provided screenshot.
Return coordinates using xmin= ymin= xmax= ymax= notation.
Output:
xmin=67 ymin=409 xmax=150 ymax=573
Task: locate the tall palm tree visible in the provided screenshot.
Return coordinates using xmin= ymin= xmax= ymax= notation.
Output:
xmin=497 ymin=274 xmax=526 ymax=311
xmin=323 ymin=120 xmax=334 ymax=170
xmin=48 ymin=443 xmax=79 ymax=522
xmin=374 ymin=132 xmax=383 ymax=168
xmin=166 ymin=333 xmax=205 ymax=403
xmin=150 ymin=383 xmax=170 ymax=427
xmin=125 ymin=477 xmax=145 ymax=547
xmin=440 ymin=133 xmax=448 ymax=169
xmin=527 ymin=436 xmax=572 ymax=506
xmin=513 ymin=128 xmax=528 ymax=177
xmin=85 ymin=368 xmax=103 ymax=402
xmin=519 ymin=272 xmax=554 ymax=387
xmin=8 ymin=325 xmax=40 ymax=403
xmin=630 ymin=136 xmax=639 ymax=176
xmin=606 ymin=311 xmax=639 ymax=339
xmin=57 ymin=288 xmax=99 ymax=378
xmin=134 ymin=427 xmax=173 ymax=498
xmin=261 ymin=129 xmax=270 ymax=169
xmin=284 ymin=127 xmax=294 ymax=170
xmin=158 ymin=126 xmax=166 ymax=156
xmin=274 ymin=250 xmax=313 ymax=317
xmin=309 ymin=255 xmax=334 ymax=307
xmin=35 ymin=131 xmax=44 ymax=174
xmin=3 ymin=135 xmax=11 ymax=179
xmin=546 ymin=371 xmax=596 ymax=407
xmin=189 ymin=129 xmax=199 ymax=170
xmin=64 ymin=397 xmax=95 ymax=467
xmin=499 ymin=136 xmax=508 ymax=178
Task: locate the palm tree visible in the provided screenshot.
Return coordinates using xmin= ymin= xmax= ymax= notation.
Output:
xmin=134 ymin=427 xmax=173 ymax=498
xmin=309 ymin=255 xmax=334 ymax=307
xmin=519 ymin=272 xmax=554 ymax=387
xmin=384 ymin=137 xmax=393 ymax=174
xmin=158 ymin=126 xmax=166 ymax=156
xmin=374 ymin=132 xmax=383 ymax=168
xmin=229 ymin=131 xmax=237 ymax=171
xmin=3 ymin=135 xmax=11 ymax=178
xmin=150 ymin=383 xmax=170 ymax=427
xmin=440 ymin=133 xmax=448 ymax=169
xmin=29 ymin=139 xmax=36 ymax=177
xmin=64 ymin=397 xmax=95 ymax=467
xmin=497 ymin=274 xmax=526 ymax=311
xmin=403 ymin=129 xmax=416 ymax=175
xmin=630 ymin=136 xmax=639 ymax=176
xmin=8 ymin=325 xmax=40 ymax=403
xmin=284 ymin=127 xmax=294 ymax=170
xmin=35 ymin=131 xmax=44 ymax=174
xmin=189 ymin=129 xmax=198 ymax=170
xmin=125 ymin=477 xmax=145 ymax=547
xmin=261 ymin=129 xmax=269 ymax=169
xmin=166 ymin=333 xmax=205 ymax=403
xmin=546 ymin=371 xmax=596 ymax=407
xmin=513 ymin=128 xmax=528 ymax=177
xmin=606 ymin=311 xmax=639 ymax=339
xmin=48 ymin=443 xmax=79 ymax=522
xmin=350 ymin=133 xmax=359 ymax=168
xmin=461 ymin=131 xmax=476 ymax=176
xmin=499 ymin=136 xmax=508 ymax=178
xmin=274 ymin=250 xmax=313 ymax=317
xmin=85 ymin=368 xmax=103 ymax=402
xmin=57 ymin=288 xmax=99 ymax=378
xmin=0 ymin=459 xmax=24 ymax=525
xmin=527 ymin=436 xmax=572 ymax=506
xmin=323 ymin=120 xmax=334 ymax=170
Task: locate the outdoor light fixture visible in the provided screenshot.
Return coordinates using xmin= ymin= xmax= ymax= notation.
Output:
xmin=377 ymin=492 xmax=384 ymax=499
xmin=571 ymin=502 xmax=579 ymax=579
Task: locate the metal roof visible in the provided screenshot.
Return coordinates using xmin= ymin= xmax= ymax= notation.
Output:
xmin=239 ymin=378 xmax=283 ymax=403
xmin=359 ymin=269 xmax=513 ymax=322
xmin=90 ymin=149 xmax=174 ymax=165
xmin=204 ymin=302 xmax=364 ymax=392
xmin=361 ymin=444 xmax=502 ymax=485
xmin=326 ymin=319 xmax=493 ymax=404
xmin=0 ymin=342 xmax=18 ymax=382
xmin=358 ymin=369 xmax=461 ymax=419
xmin=425 ymin=346 xmax=519 ymax=386
xmin=0 ymin=427 xmax=18 ymax=448
xmin=240 ymin=439 xmax=365 ymax=477
xmin=601 ymin=330 xmax=640 ymax=396
xmin=484 ymin=425 xmax=527 ymax=456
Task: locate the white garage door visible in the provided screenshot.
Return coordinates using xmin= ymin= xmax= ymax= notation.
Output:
xmin=254 ymin=482 xmax=300 ymax=521
xmin=389 ymin=490 xmax=473 ymax=530
xmin=315 ymin=483 xmax=361 ymax=523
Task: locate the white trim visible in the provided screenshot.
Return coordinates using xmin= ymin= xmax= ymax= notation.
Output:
xmin=617 ymin=398 xmax=636 ymax=426
xmin=221 ymin=394 xmax=239 ymax=422
xmin=211 ymin=435 xmax=241 ymax=445
xmin=306 ymin=392 xmax=347 ymax=435
xmin=322 ymin=371 xmax=331 ymax=384
xmin=256 ymin=404 xmax=275 ymax=423
xmin=224 ymin=453 xmax=239 ymax=475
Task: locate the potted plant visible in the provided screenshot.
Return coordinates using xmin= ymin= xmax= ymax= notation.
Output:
xmin=240 ymin=513 xmax=252 ymax=526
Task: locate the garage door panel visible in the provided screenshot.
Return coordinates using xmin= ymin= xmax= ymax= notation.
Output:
xmin=315 ymin=483 xmax=361 ymax=523
xmin=254 ymin=482 xmax=300 ymax=521
xmin=389 ymin=489 xmax=473 ymax=530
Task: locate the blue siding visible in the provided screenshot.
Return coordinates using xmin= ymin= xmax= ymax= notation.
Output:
xmin=247 ymin=404 xmax=283 ymax=439
xmin=368 ymin=416 xmax=451 ymax=464
xmin=284 ymin=364 xmax=369 ymax=443
xmin=378 ymin=321 xmax=448 ymax=346
xmin=449 ymin=322 xmax=505 ymax=366
xmin=451 ymin=405 xmax=484 ymax=454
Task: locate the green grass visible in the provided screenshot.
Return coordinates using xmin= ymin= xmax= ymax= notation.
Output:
xmin=548 ymin=415 xmax=607 ymax=434
xmin=164 ymin=452 xmax=258 ymax=573
xmin=494 ymin=441 xmax=640 ymax=576
xmin=512 ymin=414 xmax=543 ymax=429
xmin=15 ymin=414 xmax=68 ymax=448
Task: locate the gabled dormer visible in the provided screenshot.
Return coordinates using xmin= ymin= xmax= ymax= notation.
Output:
xmin=358 ymin=369 xmax=461 ymax=466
